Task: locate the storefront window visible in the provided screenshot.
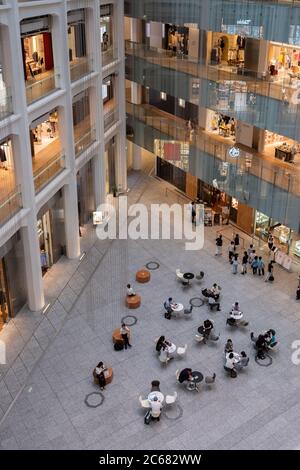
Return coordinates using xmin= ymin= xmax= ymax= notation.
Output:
xmin=21 ymin=16 xmax=56 ymax=103
xmin=101 ymin=4 xmax=114 ymax=53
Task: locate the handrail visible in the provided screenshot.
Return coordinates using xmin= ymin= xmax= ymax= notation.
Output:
xmin=33 ymin=151 xmax=65 ymax=192
xmin=74 ymin=127 xmax=96 ymax=156
xmin=0 ymin=186 xmax=21 ymax=210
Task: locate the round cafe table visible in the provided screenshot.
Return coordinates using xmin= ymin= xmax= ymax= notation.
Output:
xmin=166 ymin=342 xmax=176 ymax=357
xmin=189 ymin=371 xmax=204 ymax=391
xmin=171 ymin=303 xmax=184 ymax=314
xmin=183 ymin=272 xmax=195 ymax=284
xmin=148 ymin=391 xmax=164 ymax=403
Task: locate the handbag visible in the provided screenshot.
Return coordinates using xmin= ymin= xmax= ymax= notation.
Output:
xmin=144 ymin=410 xmax=151 ymax=425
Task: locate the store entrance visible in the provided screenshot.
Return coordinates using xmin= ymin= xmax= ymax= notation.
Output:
xmin=0 ymin=259 xmax=12 ymax=331
xmin=37 ymin=210 xmax=54 ymax=275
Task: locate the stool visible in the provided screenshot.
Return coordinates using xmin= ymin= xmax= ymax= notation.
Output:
xmin=112 ymin=328 xmax=130 ymax=345
xmin=136 ymin=269 xmax=151 ymax=283
xmin=93 ymin=367 xmax=113 ymax=385
xmin=126 ymin=294 xmax=141 ymax=309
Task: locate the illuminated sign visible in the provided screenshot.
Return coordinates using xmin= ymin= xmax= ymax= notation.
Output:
xmin=229 ymin=147 xmax=240 ymax=158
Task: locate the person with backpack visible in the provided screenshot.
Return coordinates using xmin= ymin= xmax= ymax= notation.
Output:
xmin=215 ymin=234 xmax=223 ymax=256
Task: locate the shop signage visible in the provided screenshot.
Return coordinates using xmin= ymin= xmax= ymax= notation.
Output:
xmin=237 ymin=19 xmax=251 ymax=25
xmin=229 ymin=147 xmax=240 ymax=158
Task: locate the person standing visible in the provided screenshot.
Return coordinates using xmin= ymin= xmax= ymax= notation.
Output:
xmin=232 ymin=254 xmax=239 ymax=274
xmin=191 ymin=201 xmax=196 ymax=224
xmin=228 ymin=241 xmax=235 ymax=263
xmin=251 ymin=256 xmax=259 ymax=275
xmin=257 ymin=256 xmax=265 ymax=276
xmin=120 ymin=322 xmax=132 ymax=349
xmin=247 ymin=244 xmax=255 ymax=258
xmin=215 ymin=234 xmax=223 ymax=256
xmin=265 ymin=260 xmax=274 ymax=282
xmin=268 ymin=234 xmax=274 ymax=254
xmin=241 ymin=251 xmax=248 ymax=275
xmin=234 ymin=233 xmax=240 ymax=248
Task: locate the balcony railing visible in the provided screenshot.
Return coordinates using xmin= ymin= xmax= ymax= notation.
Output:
xmin=74 ymin=127 xmax=96 ymax=157
xmin=70 ymin=57 xmax=93 ymax=82
xmin=0 ymin=87 xmax=13 ymax=121
xmin=0 ymin=186 xmax=22 ymax=227
xmin=102 ymin=47 xmax=118 ymax=67
xmin=26 ymin=71 xmax=59 ymax=105
xmin=126 ymin=101 xmax=300 ymax=198
xmin=33 ymin=151 xmax=65 ymax=193
xmin=104 ymin=108 xmax=118 ymax=131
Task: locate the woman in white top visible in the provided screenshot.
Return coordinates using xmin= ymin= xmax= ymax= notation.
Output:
xmin=126 ymin=284 xmax=135 ymax=296
xmin=120 ymin=323 xmax=131 ymax=349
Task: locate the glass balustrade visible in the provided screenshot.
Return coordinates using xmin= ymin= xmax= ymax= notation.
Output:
xmin=26 ymin=71 xmax=59 ymax=105
xmin=70 ymin=57 xmax=93 ymax=82
xmin=102 ymin=47 xmax=119 ymax=67
xmin=0 ymin=186 xmax=22 ymax=227
xmin=104 ymin=108 xmax=118 ymax=131
xmin=125 ymin=40 xmax=300 ymax=141
xmin=126 ymin=101 xmax=300 ymax=229
xmin=0 ymin=87 xmax=13 ymax=121
xmin=33 ymin=151 xmax=65 ymax=193
xmin=74 ymin=127 xmax=96 ymax=157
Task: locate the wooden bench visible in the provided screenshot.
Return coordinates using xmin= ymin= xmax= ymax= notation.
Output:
xmin=112 ymin=328 xmax=131 ymax=345
xmin=136 ymin=269 xmax=151 ymax=283
xmin=93 ymin=367 xmax=113 ymax=385
xmin=126 ymin=294 xmax=141 ymax=309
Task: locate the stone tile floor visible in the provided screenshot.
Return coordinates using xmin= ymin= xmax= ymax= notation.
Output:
xmin=1 ymin=162 xmax=300 ymax=450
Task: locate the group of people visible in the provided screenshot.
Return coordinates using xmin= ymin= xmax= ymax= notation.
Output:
xmin=202 ymin=283 xmax=222 ymax=311
xmin=156 ymin=336 xmax=174 ymax=363
xmin=197 ymin=319 xmax=220 ymax=343
xmin=226 ymin=301 xmax=249 ymax=327
xmin=224 ymin=339 xmax=249 ymax=378
xmin=250 ymin=329 xmax=277 ymax=359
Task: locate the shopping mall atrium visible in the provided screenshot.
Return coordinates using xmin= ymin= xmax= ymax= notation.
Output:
xmin=0 ymin=0 xmax=300 ymax=452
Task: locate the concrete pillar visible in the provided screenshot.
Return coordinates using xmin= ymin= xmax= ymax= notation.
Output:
xmin=131 ymin=82 xmax=142 ymax=104
xmin=149 ymin=22 xmax=164 ymax=49
xmin=63 ymin=181 xmax=81 ymax=259
xmin=21 ymin=222 xmax=45 ymax=311
xmin=132 ymin=143 xmax=142 ymax=171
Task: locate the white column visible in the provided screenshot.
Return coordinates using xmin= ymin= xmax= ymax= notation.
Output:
xmin=54 ymin=6 xmax=80 ymax=260
xmin=131 ymin=82 xmax=142 ymax=104
xmin=7 ymin=4 xmax=44 ymax=311
xmin=132 ymin=143 xmax=142 ymax=171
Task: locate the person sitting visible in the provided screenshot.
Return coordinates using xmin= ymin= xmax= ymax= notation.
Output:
xmin=236 ymin=351 xmax=249 ymax=369
xmin=224 ymin=339 xmax=234 ymax=354
xmin=94 ymin=361 xmax=107 ymax=390
xmin=178 ymin=368 xmax=195 ymax=389
xmin=227 ymin=302 xmax=248 ymax=326
xmin=251 ymin=332 xmax=268 ymax=359
xmin=198 ymin=319 xmax=219 ymax=343
xmin=264 ymin=329 xmax=277 ymax=350
xmin=126 ymin=284 xmax=136 ymax=297
xmin=150 ymin=396 xmax=162 ymax=421
xmin=211 ymin=283 xmax=221 ymax=299
xmin=156 ymin=336 xmax=166 ymax=353
xmin=151 ymin=380 xmax=161 ymax=392
xmin=208 ymin=294 xmax=221 ymax=311
xmin=224 ymin=352 xmax=238 ymax=378
xmin=164 ymin=297 xmax=174 ymax=319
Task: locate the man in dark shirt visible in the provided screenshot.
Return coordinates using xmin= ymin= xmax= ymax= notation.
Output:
xmin=178 ymin=368 xmax=192 ymax=384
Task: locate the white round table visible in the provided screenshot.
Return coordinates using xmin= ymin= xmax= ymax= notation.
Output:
xmin=230 ymin=310 xmax=243 ymax=320
xmin=166 ymin=342 xmax=176 ymax=357
xmin=171 ymin=303 xmax=184 ymax=314
xmin=148 ymin=391 xmax=164 ymax=403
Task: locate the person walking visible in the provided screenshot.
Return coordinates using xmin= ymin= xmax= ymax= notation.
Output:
xmin=191 ymin=202 xmax=196 ymax=225
xmin=241 ymin=251 xmax=248 ymax=275
xmin=215 ymin=234 xmax=223 ymax=256
xmin=232 ymin=254 xmax=239 ymax=274
xmin=234 ymin=233 xmax=240 ymax=248
xmin=247 ymin=244 xmax=255 ymax=258
xmin=265 ymin=260 xmax=275 ymax=282
xmin=120 ymin=322 xmax=132 ymax=349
